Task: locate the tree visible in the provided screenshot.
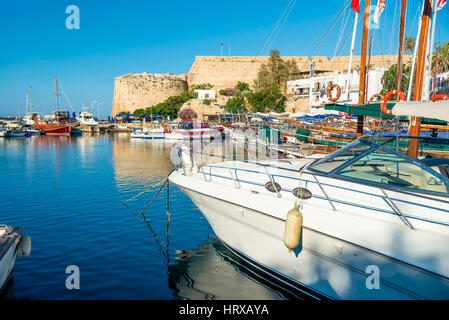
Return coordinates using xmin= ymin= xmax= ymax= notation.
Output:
xmin=254 ymin=50 xmax=300 ymax=93
xmin=380 ymin=64 xmax=413 ymax=96
xmin=226 ymin=96 xmax=246 ymax=111
xmin=236 ymin=81 xmax=250 ymax=92
xmin=433 ymin=41 xmax=449 ymax=73
xmin=404 ymin=36 xmax=416 ymax=55
xmin=247 ymin=89 xmax=285 ymax=113
xmin=133 ymin=108 xmax=145 ymax=119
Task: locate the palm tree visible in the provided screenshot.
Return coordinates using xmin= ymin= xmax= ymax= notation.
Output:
xmin=433 ymin=41 xmax=449 ymax=73
xmin=403 ymin=36 xmax=416 ymax=55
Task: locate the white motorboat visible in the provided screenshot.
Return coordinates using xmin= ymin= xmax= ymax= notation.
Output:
xmin=169 ymin=135 xmax=449 ymax=299
xmin=0 ymin=225 xmax=31 ymax=294
xmin=77 ymin=111 xmax=98 ymax=126
xmin=130 ymin=124 xmax=165 ymax=139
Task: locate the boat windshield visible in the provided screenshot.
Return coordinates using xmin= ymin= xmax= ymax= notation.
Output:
xmin=309 ymin=136 xmax=449 ymax=194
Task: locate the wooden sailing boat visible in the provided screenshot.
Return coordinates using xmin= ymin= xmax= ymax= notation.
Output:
xmin=35 ymin=76 xmax=71 ymax=136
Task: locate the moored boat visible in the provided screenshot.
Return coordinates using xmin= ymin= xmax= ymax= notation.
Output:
xmin=0 ymin=225 xmax=31 ymax=294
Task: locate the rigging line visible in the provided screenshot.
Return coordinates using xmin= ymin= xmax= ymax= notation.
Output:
xmin=299 ymin=0 xmax=351 ymax=73
xmin=241 ymin=0 xmax=295 ymax=83
xmin=389 ymin=0 xmax=399 ymax=54
xmin=56 ymin=78 xmax=75 ymax=113
xmin=265 ymin=0 xmax=297 ymax=52
xmin=257 ymin=0 xmax=295 ymax=56
xmin=333 ymin=4 xmax=352 ymax=58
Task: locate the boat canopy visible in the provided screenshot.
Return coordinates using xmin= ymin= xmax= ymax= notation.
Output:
xmin=324 ymin=103 xmax=447 ymax=124
xmin=392 ymin=100 xmax=449 ymax=122
xmin=309 ymin=136 xmax=449 ymax=195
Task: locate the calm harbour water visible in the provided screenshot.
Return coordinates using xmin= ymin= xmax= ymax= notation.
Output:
xmin=0 ymin=134 xmax=292 ymax=300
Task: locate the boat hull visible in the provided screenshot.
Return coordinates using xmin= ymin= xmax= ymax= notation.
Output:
xmin=43 ymin=126 xmax=71 ymax=136
xmin=170 ymin=168 xmax=449 ymax=300
xmin=0 ymin=228 xmax=21 ymax=294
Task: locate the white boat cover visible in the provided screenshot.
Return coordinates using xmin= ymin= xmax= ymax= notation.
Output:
xmin=392 ymin=100 xmax=449 ymax=122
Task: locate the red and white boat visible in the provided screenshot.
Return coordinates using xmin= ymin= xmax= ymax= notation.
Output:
xmin=165 ymin=120 xmax=220 ymax=140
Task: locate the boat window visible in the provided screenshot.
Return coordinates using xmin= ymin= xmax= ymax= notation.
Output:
xmin=336 ymin=148 xmax=449 ymax=193
xmin=309 ymin=141 xmax=373 ymax=173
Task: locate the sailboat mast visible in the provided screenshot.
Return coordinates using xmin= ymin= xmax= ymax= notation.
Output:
xmin=55 ymin=76 xmax=59 ymax=123
xmin=30 ymin=86 xmax=32 ymax=115
xmin=396 ymin=0 xmax=407 ymax=91
xmin=357 ymin=0 xmax=371 ymax=138
xmin=409 ymin=0 xmax=432 ymax=158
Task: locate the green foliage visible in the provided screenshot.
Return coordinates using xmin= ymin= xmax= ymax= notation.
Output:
xmin=404 ymin=36 xmax=415 ymax=55
xmin=433 ymin=41 xmax=449 ymax=73
xmin=133 ymin=108 xmax=145 ymax=119
xmin=203 ymin=99 xmax=211 ymax=105
xmin=190 ymin=83 xmax=213 ymax=90
xmin=226 ymin=96 xmax=246 ymax=111
xmin=254 ymin=50 xmax=300 ymax=92
xmin=380 ymin=64 xmax=412 ymax=96
xmin=236 ymin=81 xmax=250 ymax=92
xmin=247 ymin=89 xmax=285 ymax=113
xmin=219 ymin=89 xmax=226 ymax=96
xmin=120 ymin=111 xmax=130 ymax=115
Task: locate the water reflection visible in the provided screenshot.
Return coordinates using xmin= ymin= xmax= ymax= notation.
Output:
xmin=168 ymin=238 xmax=303 ymax=300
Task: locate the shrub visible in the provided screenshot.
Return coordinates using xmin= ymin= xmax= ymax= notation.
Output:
xmin=178 ymin=106 xmax=197 ymax=120
xmin=203 ymin=99 xmax=211 ymax=105
xmin=219 ymin=89 xmax=227 ymax=96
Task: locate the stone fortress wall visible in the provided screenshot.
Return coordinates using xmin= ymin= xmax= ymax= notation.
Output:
xmin=112 ymin=55 xmax=411 ymax=116
xmin=111 ymin=72 xmax=188 ymax=116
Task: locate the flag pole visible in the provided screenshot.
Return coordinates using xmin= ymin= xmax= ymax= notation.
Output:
xmin=396 ymin=0 xmax=408 ymax=91
xmin=346 ymin=11 xmax=359 ymax=99
xmin=407 ymin=1 xmax=425 ymax=101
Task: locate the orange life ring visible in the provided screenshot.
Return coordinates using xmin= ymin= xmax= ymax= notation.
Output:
xmin=327 ymin=84 xmax=341 ymax=102
xmin=369 ymin=94 xmax=383 ymax=104
xmin=380 ymin=90 xmax=406 ymax=115
xmin=430 ymin=95 xmax=449 ymax=102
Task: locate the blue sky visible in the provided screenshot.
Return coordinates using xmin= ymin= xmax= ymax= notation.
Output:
xmin=1 ymin=0 xmax=448 ymax=116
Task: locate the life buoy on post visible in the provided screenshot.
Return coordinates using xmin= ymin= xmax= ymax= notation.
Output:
xmin=327 ymin=84 xmax=341 ymax=102
xmin=430 ymin=95 xmax=449 ymax=102
xmin=369 ymin=94 xmax=383 ymax=104
xmin=380 ymin=90 xmax=406 ymax=115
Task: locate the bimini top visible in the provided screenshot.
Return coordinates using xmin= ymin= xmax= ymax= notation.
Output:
xmin=308 ymin=136 xmax=449 ymax=195
xmin=392 ymin=100 xmax=449 ymax=122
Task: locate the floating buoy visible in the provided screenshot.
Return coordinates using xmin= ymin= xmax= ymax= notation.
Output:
xmin=283 ymin=205 xmax=303 ymax=253
xmin=17 ymin=235 xmax=31 ymax=258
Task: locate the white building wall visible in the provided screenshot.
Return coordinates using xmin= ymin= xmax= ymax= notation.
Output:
xmin=288 ymin=68 xmax=387 ymax=107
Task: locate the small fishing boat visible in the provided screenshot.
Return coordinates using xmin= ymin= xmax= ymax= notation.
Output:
xmin=0 ymin=225 xmax=31 ymax=294
xmin=70 ymin=128 xmax=84 ymax=135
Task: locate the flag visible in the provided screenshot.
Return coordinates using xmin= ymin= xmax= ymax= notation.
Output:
xmin=373 ymin=0 xmax=385 ymax=25
xmin=437 ymin=0 xmax=447 ymax=12
xmin=351 ymin=0 xmax=359 ymax=13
